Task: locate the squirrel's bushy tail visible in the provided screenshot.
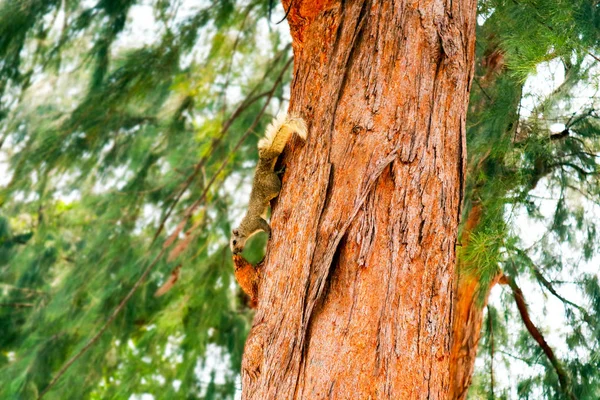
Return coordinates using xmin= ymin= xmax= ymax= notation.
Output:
xmin=258 ymin=113 xmax=307 ymax=159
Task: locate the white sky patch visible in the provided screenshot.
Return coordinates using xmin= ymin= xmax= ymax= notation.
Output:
xmin=174 ymin=0 xmax=214 ymax=25
xmin=49 ymin=170 xmax=83 ymax=204
xmin=520 ymin=55 xmax=600 ymax=124
xmin=91 ymin=165 xmax=134 ymax=193
xmin=234 ymin=375 xmax=242 ymax=400
xmin=151 ymin=374 xmax=166 ymax=386
xmin=133 ymin=203 xmax=162 ymax=235
xmin=127 ymin=339 xmax=139 ymax=355
xmin=163 ymin=334 xmax=184 ymax=365
xmin=172 ymin=379 xmax=182 ymax=392
xmin=549 ymin=122 xmax=565 ymax=133
xmin=128 ymin=394 xmax=154 ymax=400
xmin=11 ymin=191 xmax=39 ymax=203
xmin=187 ymin=20 xmax=217 ymax=68
xmin=221 ymin=171 xmax=252 ymax=228
xmin=114 ymin=2 xmax=162 ymax=51
xmin=0 ymin=148 xmax=11 ymax=186
xmin=194 ymin=344 xmax=234 ymax=396
xmin=520 ymin=59 xmax=566 ymax=119
xmin=56 ymin=189 xmax=81 ymax=204
xmin=477 ymin=7 xmax=495 ymax=26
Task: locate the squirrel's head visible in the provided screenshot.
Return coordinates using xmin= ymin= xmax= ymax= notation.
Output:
xmin=230 ymin=229 xmax=246 ymax=255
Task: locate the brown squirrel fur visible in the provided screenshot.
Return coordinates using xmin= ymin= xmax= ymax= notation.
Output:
xmin=230 ymin=113 xmax=307 ymax=307
xmin=230 ymin=113 xmax=307 ymax=254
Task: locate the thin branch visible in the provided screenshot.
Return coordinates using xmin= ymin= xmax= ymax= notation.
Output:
xmin=37 ymin=249 xmax=166 ymax=399
xmin=512 ymin=248 xmax=587 ymax=314
xmin=513 ymin=95 xmax=523 ymax=143
xmin=565 ymin=108 xmax=596 ymax=129
xmin=587 ymin=52 xmax=600 ymax=64
xmin=166 ymin=57 xmax=294 ymax=258
xmin=38 ymin=56 xmax=294 ymax=400
xmin=550 ymin=162 xmax=595 ymax=177
xmin=549 ymin=280 xmax=583 ymax=286
xmin=0 ymin=302 xmax=34 ymax=308
xmin=525 ymin=257 xmax=596 ymax=328
xmin=277 ymin=0 xmax=294 ymax=24
xmin=559 ymin=151 xmax=599 ymax=159
xmin=0 ymin=283 xmax=45 ymax=295
xmin=497 ymin=349 xmax=539 ymax=365
xmin=474 ymin=77 xmax=493 ymax=101
xmin=488 ymin=306 xmax=495 ymax=398
xmin=220 ymin=3 xmax=256 ymax=116
xmin=502 ymin=275 xmax=576 ymax=400
xmin=532 ymin=267 xmax=586 ymax=313
xmin=150 ymin=47 xmax=290 ymax=245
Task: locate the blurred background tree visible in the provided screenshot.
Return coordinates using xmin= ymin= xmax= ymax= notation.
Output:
xmin=0 ymin=0 xmax=599 ymax=399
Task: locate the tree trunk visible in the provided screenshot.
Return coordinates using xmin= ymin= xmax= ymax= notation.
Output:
xmin=242 ymin=1 xmax=477 ymax=398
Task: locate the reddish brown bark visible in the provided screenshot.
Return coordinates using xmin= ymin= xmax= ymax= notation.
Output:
xmin=233 ymin=254 xmax=262 ymax=308
xmin=242 ymin=1 xmax=477 ymax=398
xmin=449 ymin=274 xmax=502 ymax=400
xmin=448 ymin=204 xmax=501 ymax=400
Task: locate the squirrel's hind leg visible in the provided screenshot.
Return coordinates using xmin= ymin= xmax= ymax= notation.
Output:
xmin=257 ymin=218 xmax=271 ymax=238
xmin=265 ymin=174 xmax=282 ymax=200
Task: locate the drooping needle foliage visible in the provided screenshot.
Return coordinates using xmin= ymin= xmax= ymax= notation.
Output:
xmin=1 ymin=0 xmax=600 ymax=399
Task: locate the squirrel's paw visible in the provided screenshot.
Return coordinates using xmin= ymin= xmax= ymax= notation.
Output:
xmin=275 ymin=165 xmax=286 ymax=177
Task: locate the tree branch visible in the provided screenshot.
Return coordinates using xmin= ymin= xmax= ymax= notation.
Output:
xmin=151 ymin=47 xmax=291 ymax=245
xmin=474 ymin=78 xmax=493 ymax=101
xmin=0 ymin=302 xmax=34 ymax=308
xmin=549 ymin=129 xmax=569 ymax=141
xmin=522 ymin=254 xmax=596 ymax=328
xmin=37 ymin=249 xmax=166 ymax=399
xmin=587 ymin=52 xmax=600 ymax=63
xmin=551 ymin=161 xmax=594 ymax=177
xmin=0 ymin=283 xmax=45 ymax=295
xmin=513 ymin=249 xmax=588 ymax=314
xmin=487 ymin=306 xmax=495 ymax=398
xmin=165 ymin=57 xmax=294 ymax=259
xmin=38 ymin=55 xmax=294 ymax=400
xmin=502 ymin=275 xmax=576 ymax=400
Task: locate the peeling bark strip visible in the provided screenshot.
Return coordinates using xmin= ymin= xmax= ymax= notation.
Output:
xmin=242 ymin=1 xmax=477 ymax=398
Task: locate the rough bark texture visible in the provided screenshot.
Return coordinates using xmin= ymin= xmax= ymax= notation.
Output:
xmin=242 ymin=1 xmax=477 ymax=398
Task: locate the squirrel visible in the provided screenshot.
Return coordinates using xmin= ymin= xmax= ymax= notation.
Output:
xmin=229 ymin=112 xmax=307 ymax=255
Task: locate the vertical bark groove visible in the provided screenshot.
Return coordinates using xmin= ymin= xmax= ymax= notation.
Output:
xmin=242 ymin=1 xmax=478 ymax=398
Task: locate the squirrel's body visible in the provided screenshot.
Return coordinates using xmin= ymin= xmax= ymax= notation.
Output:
xmin=230 ymin=113 xmax=307 ymax=255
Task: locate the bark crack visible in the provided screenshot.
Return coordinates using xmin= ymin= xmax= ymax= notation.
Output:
xmin=330 ymin=0 xmax=369 ymax=129
xmin=298 ymin=148 xmax=401 ymax=388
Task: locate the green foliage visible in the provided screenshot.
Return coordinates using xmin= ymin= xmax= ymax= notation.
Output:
xmin=2 ymin=0 xmax=600 ymax=399
xmin=1 ymin=0 xmax=291 ymax=398
xmin=465 ymin=1 xmax=600 ymax=398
